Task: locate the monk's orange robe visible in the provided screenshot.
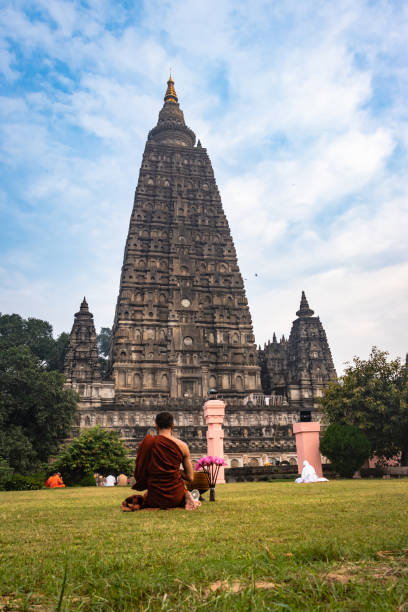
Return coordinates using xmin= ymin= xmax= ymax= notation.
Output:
xmin=122 ymin=435 xmax=186 ymax=510
xmin=45 ymin=475 xmax=65 ymax=488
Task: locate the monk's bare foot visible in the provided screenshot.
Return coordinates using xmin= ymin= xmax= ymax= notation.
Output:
xmin=122 ymin=502 xmax=141 ymax=511
xmin=185 ymin=491 xmax=201 ymax=510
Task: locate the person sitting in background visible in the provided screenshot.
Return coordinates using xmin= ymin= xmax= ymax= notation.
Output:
xmin=116 ymin=473 xmax=128 ymax=487
xmin=295 ymin=460 xmax=328 ymax=483
xmin=122 ymin=411 xmax=200 ymax=511
xmin=96 ymin=474 xmax=105 ymax=487
xmin=45 ymin=473 xmax=65 ymax=488
xmin=104 ymin=474 xmax=116 ymax=486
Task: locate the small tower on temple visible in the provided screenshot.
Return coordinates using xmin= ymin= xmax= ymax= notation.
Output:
xmin=64 ymin=298 xmax=115 ymax=431
xmin=259 ymin=333 xmax=288 ymax=397
xmin=64 ymin=298 xmax=101 ymax=385
xmin=259 ymin=292 xmax=336 ymax=413
xmin=286 ymin=291 xmax=337 ymax=411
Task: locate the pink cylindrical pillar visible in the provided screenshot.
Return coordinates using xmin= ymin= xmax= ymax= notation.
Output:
xmin=203 ymin=399 xmax=226 ymax=484
xmin=293 ymin=421 xmax=323 ymax=478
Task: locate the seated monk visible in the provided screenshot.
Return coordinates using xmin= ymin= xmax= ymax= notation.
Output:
xmin=122 ymin=412 xmax=200 ymax=511
xmin=45 ymin=472 xmax=65 ymax=488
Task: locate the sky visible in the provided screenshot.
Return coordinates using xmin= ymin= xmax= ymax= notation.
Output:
xmin=0 ymin=0 xmax=407 ymax=374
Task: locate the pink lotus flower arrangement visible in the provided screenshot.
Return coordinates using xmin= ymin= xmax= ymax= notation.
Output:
xmin=195 ymin=456 xmax=227 ymax=501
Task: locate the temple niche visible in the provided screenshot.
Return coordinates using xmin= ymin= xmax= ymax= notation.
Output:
xmin=64 ymin=78 xmax=337 ymax=464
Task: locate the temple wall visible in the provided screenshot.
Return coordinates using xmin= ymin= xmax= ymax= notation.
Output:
xmin=71 ymin=398 xmax=321 ymax=466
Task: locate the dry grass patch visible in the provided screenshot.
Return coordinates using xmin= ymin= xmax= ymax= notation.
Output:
xmin=0 ymin=593 xmax=50 ymax=611
xmin=205 ymin=579 xmax=281 ymax=596
xmin=324 ymin=549 xmax=408 ymax=585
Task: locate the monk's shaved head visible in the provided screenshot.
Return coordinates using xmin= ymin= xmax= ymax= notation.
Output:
xmin=155 ymin=412 xmax=174 ymax=430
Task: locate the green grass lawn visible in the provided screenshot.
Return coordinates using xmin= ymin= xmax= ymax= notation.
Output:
xmin=1 ymin=480 xmax=408 ymax=611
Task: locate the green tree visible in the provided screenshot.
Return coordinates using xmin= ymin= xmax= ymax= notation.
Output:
xmin=96 ymin=327 xmax=112 ymax=358
xmin=53 ymin=426 xmax=133 ymax=482
xmin=0 ymin=457 xmax=13 ymax=489
xmin=0 ymin=346 xmax=78 ymax=472
xmin=320 ymin=423 xmax=371 ymax=477
xmin=96 ymin=327 xmax=112 ymax=377
xmin=0 ymin=313 xmax=69 ymax=372
xmin=47 ymin=332 xmax=70 ymax=372
xmin=320 ymin=347 xmax=408 ymax=464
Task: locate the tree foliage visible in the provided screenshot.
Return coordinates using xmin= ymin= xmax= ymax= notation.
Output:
xmin=0 ymin=346 xmax=78 ymax=472
xmin=0 ymin=313 xmax=69 ymax=372
xmin=96 ymin=327 xmax=112 ymax=377
xmin=96 ymin=327 xmax=112 ymax=358
xmin=53 ymin=426 xmax=133 ymax=482
xmin=320 ymin=423 xmax=371 ymax=477
xmin=48 ymin=332 xmax=70 ymax=372
xmin=0 ymin=457 xmax=13 ymax=489
xmin=320 ymin=347 xmax=408 ymax=464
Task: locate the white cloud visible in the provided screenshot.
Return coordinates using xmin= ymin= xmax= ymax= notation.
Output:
xmin=251 ymin=261 xmax=408 ymax=372
xmin=0 ymin=39 xmax=18 ymax=80
xmin=0 ymin=0 xmax=407 ymax=376
xmin=37 ymin=0 xmax=78 ymax=37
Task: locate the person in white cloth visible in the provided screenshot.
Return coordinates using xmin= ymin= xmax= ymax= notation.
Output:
xmin=104 ymin=474 xmax=116 ymax=487
xmin=295 ymin=460 xmax=328 ymax=483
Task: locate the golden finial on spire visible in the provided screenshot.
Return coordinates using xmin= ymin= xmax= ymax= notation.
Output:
xmin=164 ymin=74 xmax=178 ymax=103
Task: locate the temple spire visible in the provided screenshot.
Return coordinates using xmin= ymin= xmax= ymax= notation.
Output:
xmin=296 ymin=291 xmax=314 ymax=318
xmin=65 ymin=298 xmax=101 ymax=384
xmin=164 ymin=74 xmax=178 ymax=103
xmin=149 ymin=74 xmax=195 ymax=146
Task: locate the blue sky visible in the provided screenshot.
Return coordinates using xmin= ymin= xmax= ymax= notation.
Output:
xmin=1 ymin=0 xmax=407 ymax=373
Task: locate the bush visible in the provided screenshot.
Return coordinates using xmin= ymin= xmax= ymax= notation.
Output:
xmin=77 ymin=473 xmax=97 ymax=487
xmin=53 ymin=426 xmax=133 ymax=482
xmin=320 ymin=423 xmax=371 ymax=478
xmin=4 ymin=473 xmax=45 ymax=491
xmin=360 ymin=466 xmax=384 ymax=478
xmin=62 ymin=472 xmax=96 ymax=487
xmin=0 ymin=457 xmax=14 ymax=490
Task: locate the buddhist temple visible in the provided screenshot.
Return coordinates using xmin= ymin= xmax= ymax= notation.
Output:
xmin=65 ymin=78 xmax=337 ymax=466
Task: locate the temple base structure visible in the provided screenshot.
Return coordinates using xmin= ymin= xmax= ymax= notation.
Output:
xmin=203 ymin=399 xmax=226 ymax=484
xmin=293 ymin=422 xmax=323 ymax=478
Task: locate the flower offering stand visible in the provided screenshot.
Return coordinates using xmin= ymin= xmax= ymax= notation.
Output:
xmin=203 ymin=398 xmax=226 ymax=484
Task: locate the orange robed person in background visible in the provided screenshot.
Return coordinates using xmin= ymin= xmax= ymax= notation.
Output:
xmin=122 ymin=412 xmax=200 ymax=511
xmin=45 ymin=473 xmax=65 ymax=488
